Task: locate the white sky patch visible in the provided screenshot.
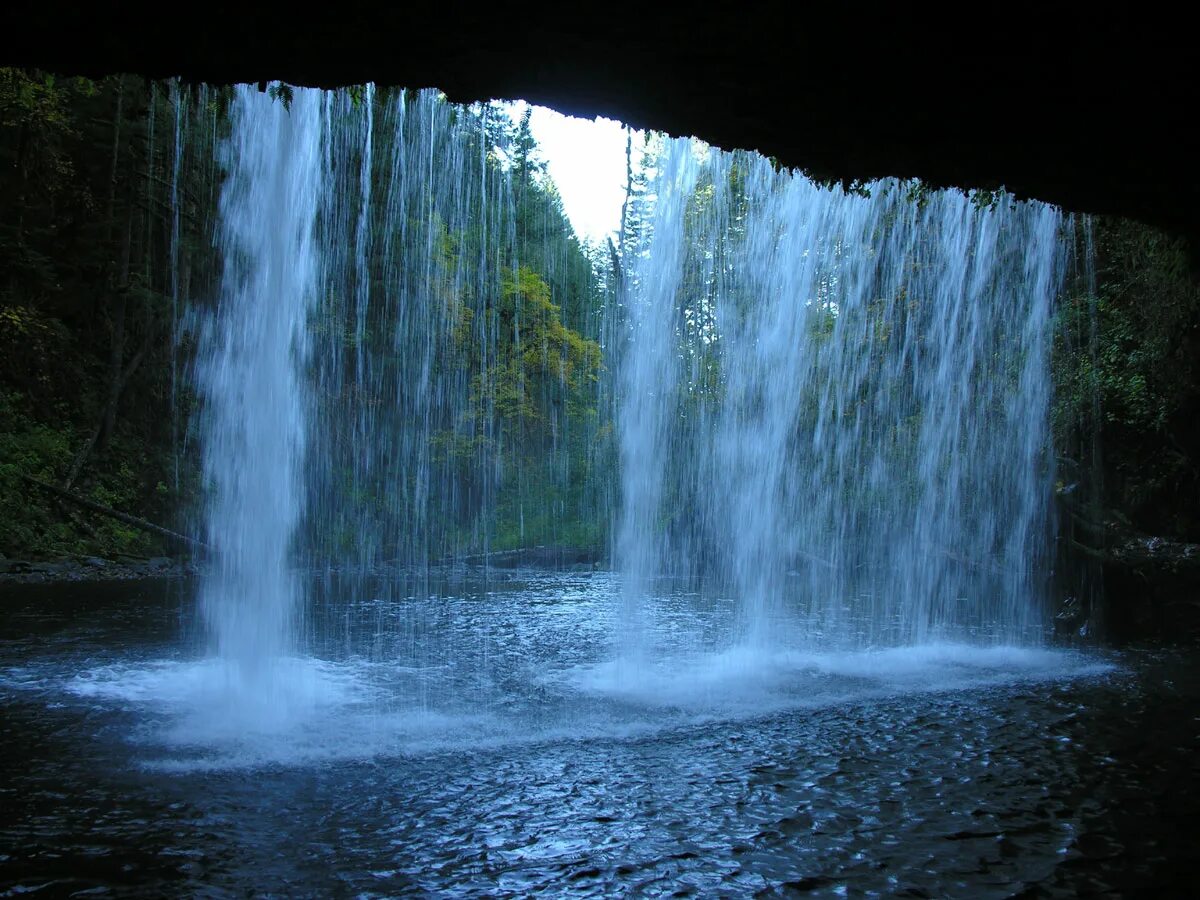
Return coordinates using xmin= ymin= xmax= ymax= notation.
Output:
xmin=512 ymin=102 xmax=637 ymax=245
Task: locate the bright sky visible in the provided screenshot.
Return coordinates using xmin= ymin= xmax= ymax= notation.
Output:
xmin=514 ymin=102 xmax=636 ymax=245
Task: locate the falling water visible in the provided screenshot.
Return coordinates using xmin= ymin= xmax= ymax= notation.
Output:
xmin=618 ymin=144 xmax=1066 ymax=648
xmin=307 ymin=89 xmax=518 ymax=576
xmin=29 ymin=80 xmax=1111 ymax=783
xmin=615 ymin=141 xmax=701 ymax=662
xmin=190 ymin=85 xmax=1066 ymax=717
xmin=191 ymin=86 xmax=607 ymax=687
xmin=193 ymin=87 xmax=323 ymax=675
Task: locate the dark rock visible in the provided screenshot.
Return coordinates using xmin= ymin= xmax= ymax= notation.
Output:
xmin=1098 ymin=524 xmax=1200 ymax=643
xmin=1054 ymin=595 xmax=1091 ymax=641
xmin=0 ymin=555 xmax=192 ymax=585
xmin=0 ymin=9 xmax=1195 ymax=251
xmin=782 ymin=876 xmax=830 ymax=892
xmin=1108 ymin=533 xmax=1200 ymax=571
xmin=38 ymin=562 xmax=78 ymax=575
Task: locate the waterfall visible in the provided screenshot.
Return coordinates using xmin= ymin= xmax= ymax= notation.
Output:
xmin=618 ymin=143 xmax=1065 ymax=647
xmin=615 ymin=140 xmax=702 ymax=662
xmin=191 ymin=86 xmax=610 ymax=678
xmin=193 ymin=87 xmax=323 ymax=675
xmin=190 ymin=84 xmax=1066 ymax=701
xmin=306 ymin=90 xmax=517 ymax=578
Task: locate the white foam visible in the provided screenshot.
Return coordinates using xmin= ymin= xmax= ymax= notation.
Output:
xmin=560 ymin=642 xmax=1115 ymax=710
xmin=55 ymin=642 xmax=1115 ymax=772
xmin=68 ymin=656 xmax=365 ymax=738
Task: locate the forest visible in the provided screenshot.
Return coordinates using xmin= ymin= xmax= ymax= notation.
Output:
xmin=0 ymin=72 xmax=616 ymax=564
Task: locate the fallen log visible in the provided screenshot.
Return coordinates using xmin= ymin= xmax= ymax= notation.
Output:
xmin=20 ymin=475 xmax=208 ymax=552
xmin=448 ymin=545 xmax=603 ymax=569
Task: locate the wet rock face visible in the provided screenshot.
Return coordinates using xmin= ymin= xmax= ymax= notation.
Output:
xmin=1107 ymin=534 xmax=1200 ymax=571
xmin=1102 ymin=550 xmax=1200 ymax=645
xmin=1080 ymin=522 xmax=1200 ymax=644
xmin=1 ymin=9 xmax=1195 ymax=244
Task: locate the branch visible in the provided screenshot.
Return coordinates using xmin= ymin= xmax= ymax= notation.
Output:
xmin=21 ymin=475 xmax=206 ymax=551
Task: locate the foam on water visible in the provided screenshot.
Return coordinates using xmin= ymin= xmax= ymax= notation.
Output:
xmin=564 ymin=643 xmax=1113 ymax=709
xmin=68 ymin=657 xmax=362 ymax=724
xmin=54 ymin=640 xmax=1113 ymax=771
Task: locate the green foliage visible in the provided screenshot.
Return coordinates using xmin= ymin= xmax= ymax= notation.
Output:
xmin=0 ymin=69 xmax=81 ymax=198
xmin=903 ymin=180 xmax=931 ymax=209
xmin=499 ymin=267 xmax=601 ymax=394
xmin=267 ymin=83 xmax=294 ymax=111
xmin=0 ymin=69 xmax=218 ymax=559
xmin=458 ymin=264 xmax=604 ymax=549
xmin=1053 ymin=217 xmax=1200 ymax=538
xmin=0 ymin=391 xmax=71 ymax=553
xmin=301 ymin=93 xmax=614 ymax=562
xmin=0 ymin=390 xmax=174 ymax=557
xmin=970 ymin=187 xmax=1006 ymax=211
xmin=0 ymin=303 xmax=71 ymax=402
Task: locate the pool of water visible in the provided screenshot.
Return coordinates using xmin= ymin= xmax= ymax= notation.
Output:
xmin=1 ymin=571 xmax=1196 ymax=896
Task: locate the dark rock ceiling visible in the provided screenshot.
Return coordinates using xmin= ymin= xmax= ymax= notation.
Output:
xmin=2 ymin=5 xmax=1195 ymax=241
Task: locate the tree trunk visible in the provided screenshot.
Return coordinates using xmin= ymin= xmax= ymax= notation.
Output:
xmin=618 ymin=126 xmax=632 ymax=258
xmin=64 ymin=322 xmax=155 ymax=492
xmin=98 ymin=214 xmax=133 ymax=451
xmin=106 ymin=77 xmax=124 ymax=243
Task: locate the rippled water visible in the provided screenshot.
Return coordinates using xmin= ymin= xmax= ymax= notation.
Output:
xmin=1 ymin=573 xmax=1196 ymax=896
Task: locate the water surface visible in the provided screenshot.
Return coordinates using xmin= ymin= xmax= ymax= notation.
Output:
xmin=2 ymin=573 xmax=1195 ymax=896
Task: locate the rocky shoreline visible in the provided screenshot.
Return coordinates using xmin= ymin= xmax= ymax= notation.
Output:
xmin=0 ymin=555 xmax=197 ymax=585
xmin=0 ymin=545 xmax=607 ymax=586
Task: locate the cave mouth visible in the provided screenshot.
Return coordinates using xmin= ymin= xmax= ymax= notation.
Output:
xmin=1 ymin=28 xmax=1200 ymax=899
